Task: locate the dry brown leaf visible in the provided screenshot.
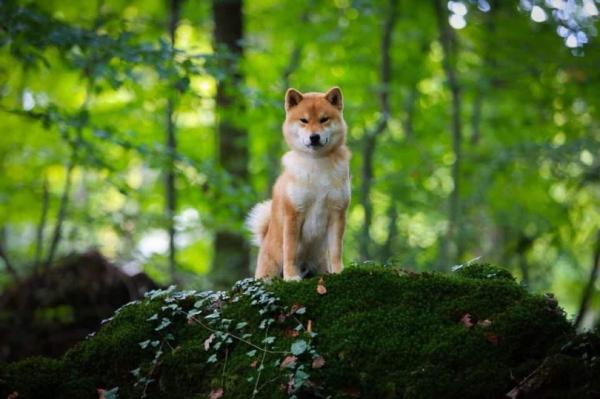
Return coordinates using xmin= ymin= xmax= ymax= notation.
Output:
xmin=209 ymin=387 xmax=224 ymax=399
xmin=280 ymin=355 xmax=297 ymax=369
xmin=460 ymin=313 xmax=474 ymax=328
xmin=250 ymin=360 xmax=258 ymax=368
xmin=307 ymin=320 xmax=313 ymax=333
xmin=7 ymin=392 xmax=18 ymax=399
xmin=312 ymin=355 xmax=326 ymax=369
xmin=317 ymin=277 xmax=327 ymax=295
xmin=284 ymin=328 xmax=300 ymax=337
xmin=477 ymin=319 xmax=492 ymax=328
xmin=96 ymin=389 xmax=106 ymax=399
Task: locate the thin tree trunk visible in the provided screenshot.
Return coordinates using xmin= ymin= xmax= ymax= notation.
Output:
xmin=470 ymin=1 xmax=497 ymax=145
xmin=44 ymin=150 xmax=77 ymax=270
xmin=166 ymin=0 xmax=182 ymax=284
xmin=359 ymin=0 xmax=399 ymax=260
xmin=516 ymin=234 xmax=533 ymax=287
xmin=381 ymin=200 xmax=398 ymax=263
xmin=574 ymin=230 xmax=600 ymax=329
xmin=34 ymin=176 xmax=49 ymax=269
xmin=212 ymin=0 xmax=250 ymax=288
xmin=0 ymin=227 xmax=19 ymax=281
xmin=434 ymin=0 xmax=463 ymax=268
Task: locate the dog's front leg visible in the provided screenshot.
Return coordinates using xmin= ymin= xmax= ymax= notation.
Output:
xmin=327 ymin=209 xmax=346 ymax=273
xmin=283 ymin=203 xmax=301 ymax=281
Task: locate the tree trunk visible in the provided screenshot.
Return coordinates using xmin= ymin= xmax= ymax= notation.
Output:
xmin=166 ymin=0 xmax=182 ymax=284
xmin=34 ymin=176 xmax=49 ymax=270
xmin=0 ymin=227 xmax=19 ymax=281
xmin=212 ymin=0 xmax=250 ymax=288
xmin=434 ymin=0 xmax=463 ymax=269
xmin=359 ymin=0 xmax=398 ymax=260
xmin=574 ymin=230 xmax=600 ymax=329
xmin=44 ymin=148 xmax=77 ymax=270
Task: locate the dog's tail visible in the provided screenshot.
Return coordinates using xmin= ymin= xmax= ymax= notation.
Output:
xmin=245 ymin=200 xmax=272 ymax=246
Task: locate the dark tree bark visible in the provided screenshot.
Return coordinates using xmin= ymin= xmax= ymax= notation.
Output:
xmin=574 ymin=231 xmax=600 ymax=329
xmin=381 ymin=200 xmax=398 ymax=263
xmin=0 ymin=227 xmax=19 ymax=281
xmin=359 ymin=0 xmax=398 ymax=260
xmin=212 ymin=0 xmax=250 ymax=287
xmin=434 ymin=0 xmax=464 ymax=268
xmin=34 ymin=176 xmax=49 ymax=269
xmin=165 ymin=0 xmax=182 ymax=284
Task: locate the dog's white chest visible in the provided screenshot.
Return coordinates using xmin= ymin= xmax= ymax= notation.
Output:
xmin=283 ymin=152 xmax=350 ymax=243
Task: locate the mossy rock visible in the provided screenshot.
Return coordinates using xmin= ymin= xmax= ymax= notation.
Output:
xmin=1 ymin=264 xmax=597 ymax=399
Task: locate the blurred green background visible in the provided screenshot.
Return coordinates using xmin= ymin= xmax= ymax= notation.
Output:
xmin=1 ymin=0 xmax=599 ymax=329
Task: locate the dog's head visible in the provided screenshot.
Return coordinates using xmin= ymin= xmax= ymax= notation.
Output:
xmin=283 ymin=87 xmax=347 ymax=157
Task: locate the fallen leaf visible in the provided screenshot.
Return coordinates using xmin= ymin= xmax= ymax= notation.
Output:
xmin=280 ymin=355 xmax=297 ymax=369
xmin=317 ymin=278 xmax=327 ymax=295
xmin=484 ymin=332 xmax=498 ymax=345
xmin=204 ymin=333 xmax=215 ymax=351
xmin=250 ymin=360 xmax=257 ymax=368
xmin=477 ymin=319 xmax=492 ymax=328
xmin=97 ymin=390 xmax=106 ymax=399
xmin=7 ymin=392 xmax=18 ymax=399
xmin=209 ymin=387 xmax=224 ymax=399
xmin=284 ymin=328 xmax=300 ymax=337
xmin=312 ymin=355 xmax=326 ymax=369
xmin=460 ymin=313 xmax=474 ymax=328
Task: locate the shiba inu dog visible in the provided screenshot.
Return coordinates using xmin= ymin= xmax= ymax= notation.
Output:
xmin=246 ymin=87 xmax=351 ymax=281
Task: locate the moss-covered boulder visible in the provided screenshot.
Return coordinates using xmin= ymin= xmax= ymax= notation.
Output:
xmin=1 ymin=264 xmax=599 ymax=399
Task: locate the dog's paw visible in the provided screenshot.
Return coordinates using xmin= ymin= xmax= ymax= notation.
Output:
xmin=284 ymin=274 xmax=302 ymax=282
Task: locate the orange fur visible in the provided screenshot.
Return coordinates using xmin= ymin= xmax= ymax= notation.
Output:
xmin=246 ymin=87 xmax=351 ymax=281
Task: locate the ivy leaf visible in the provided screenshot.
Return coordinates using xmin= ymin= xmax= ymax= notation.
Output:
xmin=207 ymin=354 xmax=218 ymax=364
xmin=235 ymin=321 xmax=248 ymax=330
xmin=138 ymin=339 xmax=150 ymax=349
xmin=262 ymin=336 xmax=276 ymax=344
xmin=246 ymin=349 xmax=257 ymax=357
xmin=291 ymin=340 xmax=308 ymax=355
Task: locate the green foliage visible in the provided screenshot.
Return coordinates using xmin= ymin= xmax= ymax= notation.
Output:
xmin=4 ymin=266 xmax=599 ymax=398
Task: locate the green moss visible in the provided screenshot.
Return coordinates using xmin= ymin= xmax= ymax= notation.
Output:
xmin=3 ymin=264 xmax=597 ymax=399
xmin=453 ymin=262 xmax=516 ymax=281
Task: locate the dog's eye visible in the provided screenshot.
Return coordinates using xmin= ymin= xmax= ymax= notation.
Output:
xmin=319 ymin=117 xmax=329 ymax=124
xmin=300 ymin=118 xmax=308 ymax=124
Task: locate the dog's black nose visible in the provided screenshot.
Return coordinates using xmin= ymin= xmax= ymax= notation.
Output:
xmin=309 ymin=134 xmax=321 ymax=145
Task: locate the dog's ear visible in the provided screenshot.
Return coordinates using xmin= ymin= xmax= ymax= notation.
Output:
xmin=325 ymin=87 xmax=343 ymax=111
xmin=285 ymin=88 xmax=304 ymax=111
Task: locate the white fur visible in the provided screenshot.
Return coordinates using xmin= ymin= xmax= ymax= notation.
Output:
xmin=283 ymin=151 xmax=350 ymax=265
xmin=245 ymin=200 xmax=272 ymax=246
